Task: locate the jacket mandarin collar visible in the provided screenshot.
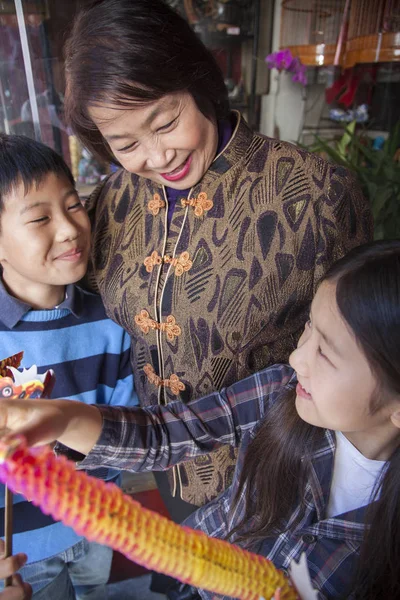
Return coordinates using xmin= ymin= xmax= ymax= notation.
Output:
xmin=205 ymin=111 xmax=254 ymax=178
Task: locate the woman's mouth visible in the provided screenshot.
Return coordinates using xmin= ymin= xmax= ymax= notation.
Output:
xmin=161 ymin=154 xmax=192 ymax=182
xmin=296 ymin=382 xmax=312 ymax=400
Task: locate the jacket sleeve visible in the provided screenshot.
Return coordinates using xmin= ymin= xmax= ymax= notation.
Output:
xmin=79 ymin=364 xmax=295 ymax=473
xmin=311 ymin=163 xmax=373 ymax=292
xmin=79 ymin=177 xmax=112 ymax=294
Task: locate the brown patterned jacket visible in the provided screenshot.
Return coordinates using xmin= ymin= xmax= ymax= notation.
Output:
xmin=87 ymin=113 xmax=373 ymax=505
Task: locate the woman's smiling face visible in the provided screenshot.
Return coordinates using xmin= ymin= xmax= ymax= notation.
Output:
xmin=89 ymin=92 xmax=218 ymax=190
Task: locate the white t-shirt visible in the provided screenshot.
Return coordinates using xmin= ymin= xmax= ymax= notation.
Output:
xmin=327 ymin=431 xmax=386 ymax=518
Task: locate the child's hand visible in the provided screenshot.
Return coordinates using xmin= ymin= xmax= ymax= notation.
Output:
xmin=0 ymin=398 xmax=69 ymax=447
xmin=0 ymin=398 xmax=102 ymax=455
xmin=0 ymin=541 xmax=31 ymax=600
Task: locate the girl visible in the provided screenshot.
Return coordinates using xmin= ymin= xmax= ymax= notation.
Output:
xmin=1 ymin=239 xmax=399 ymax=600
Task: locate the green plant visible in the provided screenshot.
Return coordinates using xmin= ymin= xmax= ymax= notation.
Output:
xmin=303 ymin=121 xmax=400 ymax=239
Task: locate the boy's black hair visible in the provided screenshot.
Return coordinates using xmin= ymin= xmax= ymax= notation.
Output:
xmin=0 ymin=133 xmax=75 ymax=215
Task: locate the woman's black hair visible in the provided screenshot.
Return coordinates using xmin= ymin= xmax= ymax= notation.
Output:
xmin=229 ymin=240 xmax=400 ymax=600
xmin=64 ymin=0 xmax=229 ymax=163
xmin=0 ymin=133 xmax=74 ymax=216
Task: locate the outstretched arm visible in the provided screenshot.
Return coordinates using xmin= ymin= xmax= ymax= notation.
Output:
xmin=0 ymin=365 xmax=295 ymax=473
xmin=78 ymin=364 xmax=295 ymax=473
xmin=0 ymin=399 xmax=102 ymax=455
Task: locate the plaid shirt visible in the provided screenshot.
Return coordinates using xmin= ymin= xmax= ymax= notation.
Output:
xmin=80 ymin=364 xmax=368 ymax=599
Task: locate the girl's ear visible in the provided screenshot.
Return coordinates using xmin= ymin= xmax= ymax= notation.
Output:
xmin=390 ymin=408 xmax=400 ymax=430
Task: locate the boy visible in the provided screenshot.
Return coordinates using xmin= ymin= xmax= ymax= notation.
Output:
xmin=0 ymin=133 xmax=138 ymax=600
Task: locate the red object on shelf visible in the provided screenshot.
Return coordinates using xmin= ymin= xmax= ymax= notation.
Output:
xmin=325 ymin=69 xmax=360 ymax=107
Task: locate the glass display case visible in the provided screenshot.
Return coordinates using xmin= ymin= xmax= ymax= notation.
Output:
xmin=168 ymin=0 xmax=261 ymax=127
xmin=0 ymin=0 xmax=262 ymax=190
xmin=0 ymin=0 xmax=107 ymax=196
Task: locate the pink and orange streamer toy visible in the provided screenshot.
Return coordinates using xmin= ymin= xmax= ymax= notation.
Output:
xmin=0 ymin=435 xmax=299 ymax=600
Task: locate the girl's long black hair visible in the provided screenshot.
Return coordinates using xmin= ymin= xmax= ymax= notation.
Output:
xmin=229 ymin=240 xmax=400 ymax=600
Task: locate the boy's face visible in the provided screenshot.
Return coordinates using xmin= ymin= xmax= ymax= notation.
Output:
xmin=0 ymin=173 xmax=91 ymax=301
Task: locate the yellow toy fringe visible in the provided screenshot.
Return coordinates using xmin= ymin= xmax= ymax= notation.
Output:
xmin=0 ymin=437 xmax=299 ymax=600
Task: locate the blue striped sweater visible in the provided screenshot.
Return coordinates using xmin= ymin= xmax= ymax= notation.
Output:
xmin=0 ymin=280 xmax=138 ymax=562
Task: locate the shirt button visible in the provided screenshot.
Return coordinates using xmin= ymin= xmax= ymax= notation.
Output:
xmin=302 ymin=533 xmax=316 ymax=544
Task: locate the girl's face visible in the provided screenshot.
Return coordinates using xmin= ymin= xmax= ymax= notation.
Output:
xmin=289 ymin=281 xmax=400 ymax=459
xmin=89 ymin=92 xmax=218 ymax=190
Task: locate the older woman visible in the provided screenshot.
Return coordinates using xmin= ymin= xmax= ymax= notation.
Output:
xmin=64 ymin=0 xmax=372 ymax=516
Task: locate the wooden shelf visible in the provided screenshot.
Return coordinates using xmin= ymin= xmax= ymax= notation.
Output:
xmin=345 ymin=32 xmax=400 ymax=68
xmin=285 ymin=43 xmax=339 ymax=67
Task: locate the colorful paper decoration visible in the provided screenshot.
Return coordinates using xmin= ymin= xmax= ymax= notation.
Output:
xmin=0 ymin=437 xmax=299 ymax=600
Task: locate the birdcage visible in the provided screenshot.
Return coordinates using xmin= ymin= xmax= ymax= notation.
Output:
xmin=345 ymin=0 xmax=400 ymax=67
xmin=280 ymin=0 xmax=347 ymax=66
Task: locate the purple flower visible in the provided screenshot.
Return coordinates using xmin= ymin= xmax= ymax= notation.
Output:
xmin=265 ymin=48 xmax=307 ymax=86
xmin=265 ymin=48 xmax=294 ymax=71
xmin=292 ymin=64 xmax=307 ymax=86
xmin=265 ymin=53 xmax=277 ymax=69
xmin=288 ymin=56 xmax=301 ymax=73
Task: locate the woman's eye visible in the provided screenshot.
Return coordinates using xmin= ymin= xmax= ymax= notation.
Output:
xmin=157 ymin=118 xmax=177 ymax=132
xmin=117 ymin=141 xmax=137 ymax=153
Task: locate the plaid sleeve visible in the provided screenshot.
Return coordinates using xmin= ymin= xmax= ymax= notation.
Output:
xmin=79 ymin=364 xmax=295 ymax=473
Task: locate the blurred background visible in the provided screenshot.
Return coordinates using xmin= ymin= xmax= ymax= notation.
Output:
xmin=1 ymin=1 xmax=399 ymax=237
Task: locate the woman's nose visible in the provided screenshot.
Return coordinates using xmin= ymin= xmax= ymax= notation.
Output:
xmin=146 ymin=144 xmax=175 ymax=171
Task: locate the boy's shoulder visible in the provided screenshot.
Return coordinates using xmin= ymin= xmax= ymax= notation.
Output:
xmin=73 ymin=285 xmax=108 ymax=320
xmin=74 ymin=285 xmax=126 ymax=333
xmin=0 ymin=278 xmax=125 ymax=338
xmin=75 ymin=284 xmax=104 ymax=309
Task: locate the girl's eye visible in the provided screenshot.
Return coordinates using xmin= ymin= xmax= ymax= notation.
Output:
xmin=318 ymin=347 xmax=334 ymax=367
xmin=157 ymin=117 xmax=177 ymax=132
